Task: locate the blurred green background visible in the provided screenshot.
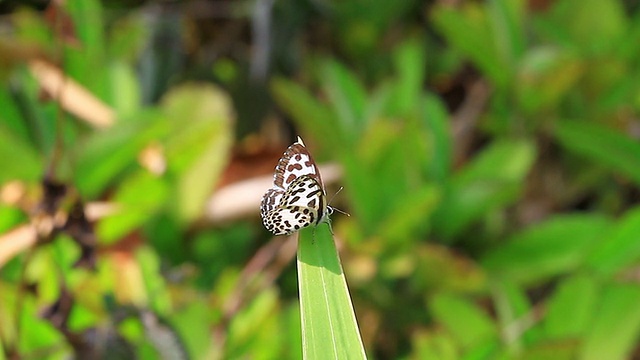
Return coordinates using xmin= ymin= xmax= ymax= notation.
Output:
xmin=2 ymin=0 xmax=640 ymax=359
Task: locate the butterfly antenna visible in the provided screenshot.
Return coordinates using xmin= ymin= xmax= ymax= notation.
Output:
xmin=328 ymin=186 xmax=350 ymax=217
xmin=332 ymin=207 xmax=350 ymax=217
xmin=328 ymin=186 xmax=343 ymax=205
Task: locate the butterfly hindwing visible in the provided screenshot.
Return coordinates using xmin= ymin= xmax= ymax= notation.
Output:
xmin=280 ymin=175 xmax=325 ymax=210
xmin=260 ymin=188 xmax=284 ymax=215
xmin=264 ymin=206 xmax=316 ymax=235
xmin=263 ymin=175 xmax=325 ymax=235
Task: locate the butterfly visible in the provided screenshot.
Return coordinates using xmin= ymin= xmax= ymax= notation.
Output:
xmin=261 ymin=137 xmax=336 ymax=235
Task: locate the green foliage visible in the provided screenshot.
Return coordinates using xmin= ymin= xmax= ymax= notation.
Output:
xmin=434 ymin=139 xmax=536 ymax=239
xmin=3 ymin=0 xmax=640 ymax=359
xmin=481 ymin=214 xmax=611 ymax=284
xmin=554 ymin=121 xmax=640 ymax=185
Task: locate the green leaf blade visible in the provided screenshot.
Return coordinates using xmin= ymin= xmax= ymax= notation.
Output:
xmin=543 ymin=274 xmax=599 ymax=339
xmin=433 ymin=139 xmax=536 ymax=239
xmin=580 ymin=284 xmax=640 ymax=360
xmin=297 ymin=226 xmax=366 ymax=360
xmin=586 ymin=206 xmax=640 ymax=276
xmin=482 ymin=214 xmax=611 ymax=285
xmin=554 ymin=121 xmax=640 ymax=186
xmin=429 ymin=292 xmax=498 ymax=351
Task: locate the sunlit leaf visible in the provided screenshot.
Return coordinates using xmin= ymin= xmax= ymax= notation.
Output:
xmin=516 ymin=47 xmax=584 ymax=112
xmin=586 ymin=206 xmax=640 ymax=275
xmin=543 ymin=274 xmax=599 ymax=339
xmin=74 ymin=113 xmax=168 ymax=198
xmin=108 ymin=61 xmax=141 ymax=117
xmin=297 ymin=226 xmax=367 ymax=360
xmin=422 ymin=94 xmax=452 ymax=184
xmin=271 ymin=78 xmax=343 ymax=149
xmin=161 ymin=83 xmax=234 ymax=223
xmin=412 ymin=329 xmax=458 ymax=360
xmin=321 ymin=59 xmax=367 ymax=141
xmin=390 ymin=38 xmax=426 ymax=116
xmin=169 ymin=300 xmax=212 ymax=359
xmin=377 ymin=185 xmax=439 ymax=245
xmin=431 ymin=3 xmax=510 ymax=88
xmin=434 ymin=139 xmax=536 ymax=238
xmin=97 ymin=172 xmax=169 ymax=244
xmin=65 ymin=0 xmax=107 ymax=98
xmin=580 ymin=284 xmax=640 ymax=360
xmin=554 ymin=121 xmax=640 ymax=186
xmin=136 ymin=246 xmax=171 ymax=315
xmin=226 ymin=289 xmax=282 ymax=360
xmin=0 ymin=125 xmax=42 ymax=182
xmin=482 ymin=214 xmax=611 ymax=284
xmin=429 ymin=292 xmax=498 ymax=350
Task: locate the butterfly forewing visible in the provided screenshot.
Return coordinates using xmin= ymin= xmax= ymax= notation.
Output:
xmin=273 ymin=138 xmax=324 ymax=191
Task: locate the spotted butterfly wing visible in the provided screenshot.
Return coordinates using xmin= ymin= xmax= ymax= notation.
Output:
xmin=272 ymin=137 xmax=324 ymax=191
xmin=260 ymin=137 xmax=333 ymax=235
xmin=262 ymin=175 xmax=322 ymax=235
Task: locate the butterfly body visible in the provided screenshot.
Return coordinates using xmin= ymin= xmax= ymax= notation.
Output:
xmin=261 ymin=137 xmax=334 ymax=235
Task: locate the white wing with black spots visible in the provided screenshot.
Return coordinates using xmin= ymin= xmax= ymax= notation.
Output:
xmin=272 ymin=137 xmax=324 ymax=191
xmin=261 ymin=137 xmax=336 ymax=236
xmin=262 ymin=175 xmax=327 ymax=235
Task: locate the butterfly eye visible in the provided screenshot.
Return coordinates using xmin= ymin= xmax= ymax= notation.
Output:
xmin=327 ymin=206 xmax=334 ymax=215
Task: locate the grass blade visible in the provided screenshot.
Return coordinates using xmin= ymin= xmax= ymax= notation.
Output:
xmin=297 ymin=225 xmax=366 ymax=360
